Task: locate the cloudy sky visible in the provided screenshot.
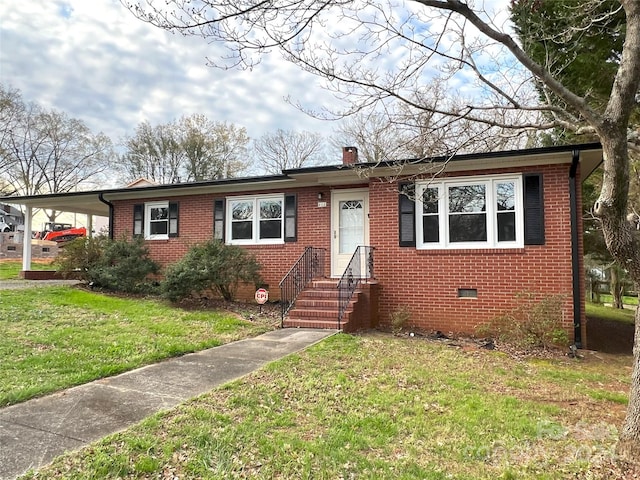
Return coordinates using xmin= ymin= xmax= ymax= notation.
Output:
xmin=1 ymin=1 xmax=513 ymax=160
xmin=0 ymin=0 xmax=346 ymax=150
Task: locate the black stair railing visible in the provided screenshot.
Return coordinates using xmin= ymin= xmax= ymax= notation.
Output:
xmin=279 ymin=247 xmax=326 ymax=325
xmin=337 ymin=246 xmax=375 ymax=329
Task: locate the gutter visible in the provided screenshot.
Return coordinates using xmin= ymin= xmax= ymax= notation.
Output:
xmin=569 ymin=150 xmax=582 ymax=348
xmin=98 ymin=193 xmax=114 ymax=240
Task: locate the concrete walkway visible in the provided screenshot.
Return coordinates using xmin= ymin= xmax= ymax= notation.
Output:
xmin=0 ymin=328 xmax=336 ymax=480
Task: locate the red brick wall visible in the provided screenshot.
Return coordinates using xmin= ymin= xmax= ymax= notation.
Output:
xmin=112 ymin=187 xmax=335 ymax=301
xmin=111 ymin=164 xmax=584 ymax=342
xmin=368 ymin=163 xmax=582 ymax=342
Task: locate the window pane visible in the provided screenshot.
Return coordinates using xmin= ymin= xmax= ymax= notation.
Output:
xmin=232 ymin=201 xmax=253 ymax=220
xmin=496 ymin=182 xmax=515 ymax=211
xmin=232 ymin=221 xmax=252 ymax=240
xmin=260 ymin=200 xmax=282 ymax=219
xmin=339 ymin=200 xmax=364 ymax=254
xmin=449 ymin=214 xmax=487 ymax=242
xmin=422 ymin=216 xmax=439 ymax=243
xmin=150 ymin=207 xmax=168 ymax=221
xmin=150 ymin=221 xmax=168 ymax=235
xmin=449 ymin=185 xmax=485 ymax=213
xmin=260 ymin=220 xmax=282 ymax=239
xmin=422 ymin=188 xmax=439 ymax=214
xmin=497 ymin=212 xmax=516 ymax=242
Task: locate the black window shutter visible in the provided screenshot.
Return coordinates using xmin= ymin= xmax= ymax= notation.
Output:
xmin=213 ymin=198 xmax=225 ymax=241
xmin=133 ymin=204 xmax=144 ymax=238
xmin=284 ymin=194 xmax=297 ymax=242
xmin=168 ymin=202 xmax=179 ymax=237
xmin=524 ymin=173 xmax=545 ymax=245
xmin=399 ymin=183 xmax=416 ymax=247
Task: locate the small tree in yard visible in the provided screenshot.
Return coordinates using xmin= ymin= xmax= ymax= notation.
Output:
xmin=163 ymin=240 xmax=262 ymax=302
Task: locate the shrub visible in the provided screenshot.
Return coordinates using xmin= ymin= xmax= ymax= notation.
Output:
xmin=390 ymin=305 xmax=411 ymax=335
xmin=163 ymin=240 xmax=262 ymax=302
xmin=54 ymin=235 xmax=160 ymax=294
xmin=54 ymin=235 xmax=109 ymax=280
xmin=88 ymin=236 xmax=160 ymax=294
xmin=477 ymin=292 xmax=570 ymax=350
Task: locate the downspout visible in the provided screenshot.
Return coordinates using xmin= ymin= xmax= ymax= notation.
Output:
xmin=98 ymin=193 xmax=114 ymax=240
xmin=569 ymin=150 xmax=582 ymax=348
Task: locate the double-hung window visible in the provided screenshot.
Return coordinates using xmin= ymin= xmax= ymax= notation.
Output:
xmin=147 ymin=202 xmax=170 ymax=238
xmin=134 ymin=201 xmax=179 ymax=240
xmin=227 ymin=195 xmax=284 ymax=244
xmin=416 ymin=175 xmax=523 ymax=249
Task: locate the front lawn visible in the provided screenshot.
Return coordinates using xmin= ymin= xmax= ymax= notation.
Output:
xmin=19 ymin=333 xmax=634 ymax=480
xmin=0 ymin=259 xmax=55 ymax=280
xmin=596 ymin=293 xmax=639 ymax=306
xmin=586 ymin=302 xmax=636 ymax=324
xmin=0 ymin=286 xmax=273 ymax=406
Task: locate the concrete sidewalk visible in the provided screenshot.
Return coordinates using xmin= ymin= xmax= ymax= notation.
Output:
xmin=0 ymin=328 xmax=336 ymax=480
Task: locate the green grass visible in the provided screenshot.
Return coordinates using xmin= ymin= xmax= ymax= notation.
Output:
xmin=585 ymin=302 xmax=636 ymax=324
xmin=0 ymin=286 xmax=272 ymax=406
xmin=19 ymin=334 xmax=632 ymax=480
xmin=0 ymin=260 xmax=56 ymax=279
xmin=596 ymin=293 xmax=639 ymax=306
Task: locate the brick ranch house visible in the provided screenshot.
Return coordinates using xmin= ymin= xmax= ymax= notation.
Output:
xmin=2 ymin=143 xmax=602 ymax=346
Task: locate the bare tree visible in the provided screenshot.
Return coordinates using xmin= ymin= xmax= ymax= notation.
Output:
xmin=119 ymin=115 xmax=249 ymax=184
xmin=124 ymin=0 xmax=640 ymax=459
xmin=253 ymin=129 xmax=324 ymax=174
xmin=0 ymin=84 xmax=26 ymax=169
xmin=333 ymin=107 xmax=534 ymax=165
xmin=119 ymin=121 xmax=184 ymax=184
xmin=0 ymin=85 xmax=114 ymax=220
xmin=331 ymin=113 xmax=406 ymax=164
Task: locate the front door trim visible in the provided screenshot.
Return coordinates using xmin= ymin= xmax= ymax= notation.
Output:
xmin=331 ymin=188 xmax=370 ymax=277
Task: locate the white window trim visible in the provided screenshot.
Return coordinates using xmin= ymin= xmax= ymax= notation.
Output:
xmin=226 ymin=194 xmax=285 ymax=245
xmin=145 ymin=201 xmax=169 ymax=240
xmin=416 ymin=174 xmax=524 ymax=250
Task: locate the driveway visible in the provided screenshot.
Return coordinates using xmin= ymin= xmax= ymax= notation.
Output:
xmin=0 ymin=279 xmax=82 ymax=290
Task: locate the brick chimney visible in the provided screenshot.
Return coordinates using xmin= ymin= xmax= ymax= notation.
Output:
xmin=342 ymin=146 xmax=359 ymax=165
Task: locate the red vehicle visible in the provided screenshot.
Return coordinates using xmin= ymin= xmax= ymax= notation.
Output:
xmin=35 ymin=222 xmax=87 ymax=244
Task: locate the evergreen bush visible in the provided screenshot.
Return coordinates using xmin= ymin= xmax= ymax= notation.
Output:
xmin=163 ymin=240 xmax=262 ymax=302
xmin=54 ymin=235 xmax=160 ymax=294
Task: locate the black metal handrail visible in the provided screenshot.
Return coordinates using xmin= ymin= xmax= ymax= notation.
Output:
xmin=337 ymin=246 xmax=375 ymax=329
xmin=279 ymin=247 xmax=326 ymax=325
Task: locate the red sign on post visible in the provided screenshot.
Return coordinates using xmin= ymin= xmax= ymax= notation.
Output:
xmin=255 ymin=288 xmax=269 ymax=305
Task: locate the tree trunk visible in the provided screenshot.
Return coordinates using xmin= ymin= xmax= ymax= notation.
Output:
xmin=596 ymin=137 xmax=640 ymax=462
xmin=617 ymin=306 xmax=640 ymax=460
xmin=610 ymin=266 xmax=624 ymax=309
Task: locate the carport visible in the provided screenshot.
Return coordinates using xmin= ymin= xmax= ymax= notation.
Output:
xmin=0 ymin=191 xmax=111 ymax=275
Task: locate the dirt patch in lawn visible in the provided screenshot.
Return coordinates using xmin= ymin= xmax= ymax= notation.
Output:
xmin=587 ymin=316 xmax=635 ymax=355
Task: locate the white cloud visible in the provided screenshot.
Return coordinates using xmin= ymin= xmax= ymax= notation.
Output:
xmin=1 ymin=0 xmax=517 ymax=157
xmin=0 ymin=0 xmax=340 ymax=146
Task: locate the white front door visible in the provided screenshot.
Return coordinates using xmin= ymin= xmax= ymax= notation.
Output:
xmin=331 ymin=189 xmax=370 ymax=277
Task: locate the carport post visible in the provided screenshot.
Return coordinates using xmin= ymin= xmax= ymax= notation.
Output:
xmin=22 ymin=207 xmax=32 ymax=272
